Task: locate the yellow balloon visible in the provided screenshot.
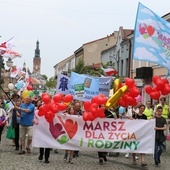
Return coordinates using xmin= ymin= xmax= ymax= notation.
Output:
xmin=105 ymin=85 xmax=128 ymax=109
xmin=63 ymin=102 xmax=70 ymax=106
xmin=22 ymin=90 xmax=29 ymax=99
xmin=113 ymin=78 xmax=121 ymax=93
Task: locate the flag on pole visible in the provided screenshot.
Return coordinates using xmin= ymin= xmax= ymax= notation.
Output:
xmin=10 ymin=66 xmax=21 ymax=78
xmin=101 ymin=67 xmax=118 ymax=76
xmin=133 ymin=3 xmax=170 ymax=76
xmin=25 ymin=70 xmax=31 ymax=88
xmin=2 ymin=49 xmax=22 ymax=59
xmin=0 ymin=37 xmax=14 ymax=55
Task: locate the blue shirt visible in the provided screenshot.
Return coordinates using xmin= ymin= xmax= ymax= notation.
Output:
xmin=20 ymin=103 xmax=35 ymax=126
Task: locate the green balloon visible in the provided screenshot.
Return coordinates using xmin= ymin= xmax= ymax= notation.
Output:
xmin=29 ymin=91 xmax=35 ymax=97
xmin=5 ymin=103 xmax=9 ymax=109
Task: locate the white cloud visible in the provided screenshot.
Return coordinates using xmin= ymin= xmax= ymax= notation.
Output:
xmin=138 ymin=18 xmax=165 ymax=30
xmin=134 ymin=47 xmax=159 ymax=62
xmin=149 ymin=48 xmax=156 ymax=52
xmin=136 ymin=35 xmax=160 ymax=49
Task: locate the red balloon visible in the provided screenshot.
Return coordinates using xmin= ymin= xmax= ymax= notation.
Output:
xmin=118 ymin=99 xmax=127 ymax=107
xmin=161 ymin=84 xmax=170 ymax=95
xmin=131 ymin=98 xmax=137 ymax=106
xmin=50 ymin=104 xmax=59 ymax=113
xmin=125 ymin=95 xmax=134 ymax=105
xmin=150 ymin=91 xmax=160 ymax=100
xmin=97 ymin=108 xmax=105 ymax=118
xmin=83 ymin=101 xmax=91 ymax=112
xmin=87 ymin=112 xmax=96 ymax=121
xmin=145 ymin=86 xmax=152 ymax=94
xmin=91 ymin=96 xmax=98 ymax=104
xmin=125 ymin=78 xmax=135 ymax=88
xmin=156 ymin=79 xmax=165 ymax=90
xmin=152 ymin=87 xmax=158 ymax=92
xmin=160 ymin=88 xmax=168 ymax=95
xmin=42 ymin=94 xmax=51 ymax=104
xmin=39 ymin=104 xmax=49 ymax=114
xmin=98 ymin=94 xmax=105 ymax=98
xmin=63 ymin=94 xmax=73 ymax=103
xmin=152 ymin=76 xmax=161 ymax=85
xmin=58 ymin=103 xmax=67 ymax=111
xmin=53 ymin=94 xmax=63 ymax=103
xmin=90 ymin=107 xmax=97 ymax=115
xmin=42 ymin=92 xmax=49 ymax=97
xmin=129 ymin=87 xmax=140 ymax=97
xmin=162 ymin=78 xmax=169 ymax=84
xmin=90 ymin=103 xmax=98 ymax=109
xmin=96 ymin=96 xmax=107 ymax=105
xmin=83 ymin=112 xmax=89 ymax=121
xmin=38 ymin=105 xmax=45 ymax=116
xmin=46 ymin=118 xmax=53 ymax=123
xmin=27 ymin=85 xmax=33 ymax=91
xmin=45 ymin=111 xmax=54 ymax=121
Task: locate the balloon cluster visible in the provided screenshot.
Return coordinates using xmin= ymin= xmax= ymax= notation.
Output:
xmin=83 ymin=94 xmax=107 ymax=121
xmin=22 ymin=89 xmax=35 ymax=98
xmin=118 ymin=78 xmax=141 ymax=107
xmin=145 ymin=76 xmax=170 ymax=100
xmin=38 ymin=93 xmax=74 ymax=123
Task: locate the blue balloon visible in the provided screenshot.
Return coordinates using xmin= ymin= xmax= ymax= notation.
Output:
xmin=16 ymin=80 xmax=24 ymax=90
xmin=118 ymin=106 xmax=125 ymax=115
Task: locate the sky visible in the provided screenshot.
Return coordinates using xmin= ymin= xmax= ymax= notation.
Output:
xmin=0 ymin=0 xmax=170 ymax=78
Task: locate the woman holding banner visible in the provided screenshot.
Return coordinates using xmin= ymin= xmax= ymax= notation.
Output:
xmin=132 ymin=104 xmax=147 ymax=167
xmin=98 ymin=104 xmax=114 ymax=165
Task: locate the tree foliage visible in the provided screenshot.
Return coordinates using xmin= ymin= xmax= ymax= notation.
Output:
xmin=46 ymin=77 xmax=56 ymax=89
xmin=41 ymin=74 xmax=48 ymax=80
xmin=72 ymin=59 xmax=105 ymax=77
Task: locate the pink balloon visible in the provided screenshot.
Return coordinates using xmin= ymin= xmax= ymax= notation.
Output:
xmin=135 ymin=95 xmax=142 ymax=102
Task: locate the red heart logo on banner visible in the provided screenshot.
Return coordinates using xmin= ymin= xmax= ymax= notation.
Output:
xmin=147 ymin=25 xmax=155 ymax=36
xmin=57 ymin=116 xmax=78 ymax=139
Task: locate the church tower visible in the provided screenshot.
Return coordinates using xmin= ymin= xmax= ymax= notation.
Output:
xmin=33 ymin=40 xmax=41 ymax=74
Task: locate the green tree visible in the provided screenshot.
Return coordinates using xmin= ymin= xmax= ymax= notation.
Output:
xmin=46 ymin=77 xmax=56 ymax=89
xmin=73 ymin=59 xmax=104 ymax=76
xmin=42 ymin=74 xmax=48 ymax=80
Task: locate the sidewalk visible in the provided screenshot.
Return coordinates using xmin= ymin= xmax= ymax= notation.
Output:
xmin=0 ymin=128 xmax=170 ymax=170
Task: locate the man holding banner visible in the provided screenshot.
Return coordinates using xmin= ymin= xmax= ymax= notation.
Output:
xmin=154 ymin=106 xmax=167 ymax=166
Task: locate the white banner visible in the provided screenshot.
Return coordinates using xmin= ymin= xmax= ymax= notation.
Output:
xmin=56 ymin=73 xmax=70 ymax=94
xmin=32 ymin=113 xmax=155 ymax=154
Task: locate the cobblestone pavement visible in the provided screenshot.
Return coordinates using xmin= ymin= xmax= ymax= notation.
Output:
xmin=0 ymin=129 xmax=170 ymax=170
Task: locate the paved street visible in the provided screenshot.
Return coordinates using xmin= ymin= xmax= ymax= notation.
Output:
xmin=0 ymin=128 xmax=170 ymax=170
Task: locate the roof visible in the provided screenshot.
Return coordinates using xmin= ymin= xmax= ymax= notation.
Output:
xmin=119 ymin=26 xmax=133 ymax=40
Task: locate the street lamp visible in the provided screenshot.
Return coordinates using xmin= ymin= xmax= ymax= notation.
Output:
xmin=6 ymin=58 xmax=13 ymax=83
xmin=6 ymin=58 xmax=13 ymax=68
xmin=109 ymin=50 xmax=120 ymax=75
xmin=8 ymin=82 xmax=14 ymax=96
